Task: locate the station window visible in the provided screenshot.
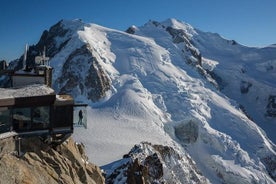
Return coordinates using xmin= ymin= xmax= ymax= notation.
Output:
xmin=32 ymin=106 xmax=50 ymax=130
xmin=0 ymin=107 xmax=11 ymax=133
xmin=73 ymin=106 xmax=87 ymax=129
xmin=53 ymin=106 xmax=73 ymax=128
xmin=12 ymin=107 xmax=31 ymax=131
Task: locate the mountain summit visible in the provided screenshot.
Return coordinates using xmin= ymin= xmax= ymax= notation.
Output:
xmin=6 ymin=18 xmax=276 ymax=183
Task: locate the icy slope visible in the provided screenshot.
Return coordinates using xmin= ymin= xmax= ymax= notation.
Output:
xmin=10 ymin=18 xmax=273 ymax=183
xmin=62 ymin=19 xmax=275 ymax=183
xmin=192 ymin=28 xmax=276 ymax=142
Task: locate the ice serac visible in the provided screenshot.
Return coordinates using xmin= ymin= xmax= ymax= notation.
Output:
xmin=191 ymin=27 xmax=276 ymax=142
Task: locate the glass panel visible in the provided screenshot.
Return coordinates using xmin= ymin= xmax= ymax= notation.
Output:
xmin=53 ymin=106 xmax=73 ymax=128
xmin=73 ymin=106 xmax=87 ymax=129
xmin=12 ymin=108 xmax=31 ymax=132
xmin=0 ymin=107 xmax=11 ymax=133
xmin=32 ymin=106 xmax=49 ymax=130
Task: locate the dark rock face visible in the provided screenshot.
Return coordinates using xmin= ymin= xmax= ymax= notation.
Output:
xmin=230 ymin=40 xmax=237 ymax=45
xmin=39 ymin=20 xmax=111 ymax=102
xmin=261 ymin=155 xmax=276 ymax=181
xmin=37 ymin=20 xmax=70 ymax=58
xmin=240 ymin=81 xmax=252 ymax=94
xmin=207 ymin=71 xmax=226 ymax=90
xmin=239 ymin=104 xmax=253 ymax=120
xmin=8 ymin=20 xmax=72 ymax=71
xmin=166 ymin=26 xmax=202 ymax=66
xmin=144 ymin=153 xmax=163 ymax=180
xmin=267 ymin=95 xmax=276 ymax=117
xmin=56 ymin=44 xmax=111 ymax=102
xmin=126 ymin=26 xmax=136 ymax=34
xmin=149 ymin=20 xmax=162 ymax=27
xmin=105 ymin=142 xmax=208 ymax=184
xmin=166 ymin=26 xmax=191 ymax=44
xmin=125 ymin=153 xmax=163 ymax=184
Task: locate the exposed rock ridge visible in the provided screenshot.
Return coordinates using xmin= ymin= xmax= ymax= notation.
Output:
xmin=5 ymin=19 xmax=111 ymax=102
xmin=105 ymin=142 xmax=209 ymax=184
xmin=164 ymin=23 xmax=219 ymax=89
xmin=0 ymin=137 xmax=105 ymax=184
xmin=56 ymin=44 xmax=111 ymax=102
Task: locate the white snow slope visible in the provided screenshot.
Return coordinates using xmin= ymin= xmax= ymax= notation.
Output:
xmin=47 ymin=19 xmax=275 ymax=183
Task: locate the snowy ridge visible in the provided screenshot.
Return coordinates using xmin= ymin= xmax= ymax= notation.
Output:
xmin=192 ymin=28 xmax=276 ymax=142
xmin=50 ymin=20 xmax=86 ymax=91
xmin=40 ymin=19 xmax=276 ymax=183
xmin=103 ymin=142 xmax=209 ymax=183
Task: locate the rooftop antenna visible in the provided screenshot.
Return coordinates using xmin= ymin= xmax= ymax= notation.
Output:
xmin=43 ymin=46 xmax=46 ymax=65
xmin=23 ymin=44 xmax=28 ymax=70
xmin=35 ymin=46 xmax=49 ymax=66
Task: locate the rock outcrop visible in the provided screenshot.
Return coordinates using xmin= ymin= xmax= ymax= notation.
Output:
xmin=56 ymin=44 xmax=111 ymax=102
xmin=4 ymin=19 xmax=111 ymax=102
xmin=104 ymin=142 xmax=209 ymax=184
xmin=166 ymin=26 xmax=202 ymax=66
xmin=267 ymin=95 xmax=276 ymax=117
xmin=0 ymin=136 xmax=104 ymax=184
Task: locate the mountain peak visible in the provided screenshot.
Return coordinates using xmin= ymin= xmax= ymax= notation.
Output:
xmin=59 ymin=18 xmax=86 ymax=31
xmin=2 ymin=18 xmax=276 ymax=183
xmin=143 ymin=18 xmax=197 ymax=38
xmin=161 ymin=18 xmax=192 ymax=29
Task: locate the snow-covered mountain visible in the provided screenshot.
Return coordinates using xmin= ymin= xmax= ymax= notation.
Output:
xmin=7 ymin=18 xmax=276 ymax=183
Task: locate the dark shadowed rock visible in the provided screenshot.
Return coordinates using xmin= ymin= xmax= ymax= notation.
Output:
xmin=267 ymin=95 xmax=276 ymax=117
xmin=105 ymin=142 xmax=208 ymax=184
xmin=126 ymin=26 xmax=136 ymax=34
xmin=166 ymin=26 xmax=202 ymax=66
xmin=57 ymin=44 xmax=111 ymax=102
xmin=7 ymin=20 xmax=73 ymax=71
xmin=240 ymin=81 xmax=252 ymax=94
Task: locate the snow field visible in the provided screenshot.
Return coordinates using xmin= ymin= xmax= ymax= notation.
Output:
xmin=55 ymin=19 xmax=276 ymax=183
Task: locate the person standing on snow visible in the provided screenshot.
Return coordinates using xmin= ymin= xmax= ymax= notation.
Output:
xmin=78 ymin=110 xmax=83 ymax=125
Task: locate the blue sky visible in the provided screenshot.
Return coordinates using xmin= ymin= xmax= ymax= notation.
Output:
xmin=0 ymin=0 xmax=275 ymax=61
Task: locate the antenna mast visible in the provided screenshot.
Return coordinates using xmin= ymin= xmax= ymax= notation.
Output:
xmin=23 ymin=44 xmax=28 ymax=70
xmin=43 ymin=46 xmax=46 ymax=65
xmin=35 ymin=46 xmax=49 ymax=66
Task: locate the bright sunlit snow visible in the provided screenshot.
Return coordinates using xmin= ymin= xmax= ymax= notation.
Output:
xmin=46 ymin=19 xmax=276 ymax=183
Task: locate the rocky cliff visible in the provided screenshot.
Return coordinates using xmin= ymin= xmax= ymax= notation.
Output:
xmin=6 ymin=19 xmax=111 ymax=102
xmin=0 ymin=136 xmax=104 ymax=184
xmin=104 ymin=142 xmax=209 ymax=184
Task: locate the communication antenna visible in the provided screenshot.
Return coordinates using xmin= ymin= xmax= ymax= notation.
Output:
xmin=23 ymin=44 xmax=28 ymax=70
xmin=35 ymin=46 xmax=49 ymax=66
xmin=35 ymin=56 xmax=42 ymax=65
